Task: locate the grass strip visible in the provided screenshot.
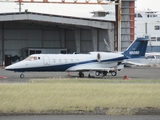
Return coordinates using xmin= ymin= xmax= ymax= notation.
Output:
xmin=0 ymin=79 xmax=160 ymax=115
xmin=30 ymin=78 xmax=160 ymax=83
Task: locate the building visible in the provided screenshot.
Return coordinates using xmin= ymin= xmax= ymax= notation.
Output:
xmin=135 ymin=10 xmax=160 ymax=52
xmin=0 ymin=0 xmax=136 ymax=66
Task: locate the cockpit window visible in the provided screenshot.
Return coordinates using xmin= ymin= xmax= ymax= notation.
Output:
xmin=25 ymin=56 xmax=39 ymax=61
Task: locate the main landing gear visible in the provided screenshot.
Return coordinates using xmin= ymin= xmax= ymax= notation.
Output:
xmin=95 ymin=71 xmax=108 ymax=76
xmin=95 ymin=71 xmax=117 ymax=77
xmin=78 ymin=71 xmax=84 ymax=77
xmin=78 ymin=70 xmax=118 ymax=78
xmin=78 ymin=71 xmax=95 ymax=78
xmin=88 ymin=71 xmax=94 ymax=78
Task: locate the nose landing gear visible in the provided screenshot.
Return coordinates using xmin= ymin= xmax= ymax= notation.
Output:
xmin=20 ymin=73 xmax=24 ymax=78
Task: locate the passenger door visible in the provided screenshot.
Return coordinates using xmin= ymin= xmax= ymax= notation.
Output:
xmin=43 ymin=56 xmax=50 ymax=65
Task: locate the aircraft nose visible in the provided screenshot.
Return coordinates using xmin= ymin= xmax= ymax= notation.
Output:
xmin=5 ymin=62 xmax=20 ymax=71
xmin=5 ymin=61 xmax=26 ymax=72
xmin=5 ymin=65 xmax=13 ymax=71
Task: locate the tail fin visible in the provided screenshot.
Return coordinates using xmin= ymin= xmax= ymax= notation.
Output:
xmin=123 ymin=38 xmax=149 ymax=58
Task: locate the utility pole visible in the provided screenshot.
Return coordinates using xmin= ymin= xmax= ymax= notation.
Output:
xmin=18 ymin=1 xmax=22 ymax=12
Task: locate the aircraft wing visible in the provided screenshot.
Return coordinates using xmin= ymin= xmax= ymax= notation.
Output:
xmin=124 ymin=61 xmax=147 ymax=66
xmin=75 ymin=67 xmax=116 ymax=71
xmin=67 ymin=64 xmax=124 ymax=72
xmin=124 ymin=58 xmax=149 ymax=66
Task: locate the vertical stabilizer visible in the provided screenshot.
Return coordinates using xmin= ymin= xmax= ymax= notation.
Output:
xmin=123 ymin=38 xmax=149 ymax=58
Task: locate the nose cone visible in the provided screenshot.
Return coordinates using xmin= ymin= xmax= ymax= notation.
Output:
xmin=5 ymin=61 xmax=25 ymax=72
xmin=5 ymin=66 xmax=10 ymax=70
xmin=5 ymin=64 xmax=16 ymax=71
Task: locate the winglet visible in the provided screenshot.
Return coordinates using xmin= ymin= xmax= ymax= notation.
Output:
xmin=123 ymin=38 xmax=149 ymax=58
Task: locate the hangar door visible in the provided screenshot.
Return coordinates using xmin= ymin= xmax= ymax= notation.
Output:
xmin=81 ymin=29 xmax=92 ymax=53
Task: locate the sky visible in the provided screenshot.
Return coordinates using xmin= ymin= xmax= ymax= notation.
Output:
xmin=0 ymin=0 xmax=160 ymax=13
xmin=135 ymin=0 xmax=160 ymax=11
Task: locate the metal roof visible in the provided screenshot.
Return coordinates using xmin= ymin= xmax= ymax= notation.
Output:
xmin=0 ymin=12 xmax=114 ymax=29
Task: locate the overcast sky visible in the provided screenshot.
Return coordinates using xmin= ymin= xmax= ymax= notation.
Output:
xmin=0 ymin=0 xmax=160 ymax=13
xmin=136 ymin=0 xmax=160 ymax=11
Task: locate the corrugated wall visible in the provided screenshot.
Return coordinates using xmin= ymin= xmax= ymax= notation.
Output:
xmin=0 ymin=21 xmax=111 ymax=65
xmin=65 ymin=30 xmax=76 ymax=53
xmin=98 ymin=30 xmax=108 ymax=52
xmin=43 ymin=30 xmax=61 ymax=48
xmin=81 ymin=29 xmax=92 ymax=53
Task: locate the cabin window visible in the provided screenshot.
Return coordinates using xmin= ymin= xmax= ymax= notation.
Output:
xmin=151 ymin=37 xmax=156 ymax=41
xmin=138 ymin=13 xmax=142 ymax=17
xmin=153 ymin=15 xmax=157 ymax=17
xmin=144 ymin=35 xmax=150 ymax=39
xmin=53 ymin=59 xmax=56 ymax=63
xmin=65 ymin=59 xmax=67 ymax=63
xmin=156 ymin=55 xmax=160 ymax=59
xmin=134 ymin=13 xmax=142 ymax=18
xmin=76 ymin=59 xmax=79 ymax=63
xmin=155 ymin=25 xmax=160 ymax=30
xmin=157 ymin=37 xmax=160 ymax=41
xmin=38 ymin=57 xmax=40 ymax=59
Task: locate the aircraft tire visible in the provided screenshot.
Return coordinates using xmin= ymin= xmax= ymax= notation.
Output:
xmin=79 ymin=72 xmax=84 ymax=77
xmin=80 ymin=74 xmax=84 ymax=77
xmin=95 ymin=71 xmax=100 ymax=76
xmin=111 ymin=71 xmax=117 ymax=76
xmin=88 ymin=74 xmax=91 ymax=78
xmin=88 ymin=74 xmax=95 ymax=78
xmin=20 ymin=74 xmax=24 ymax=78
xmin=103 ymin=71 xmax=107 ymax=76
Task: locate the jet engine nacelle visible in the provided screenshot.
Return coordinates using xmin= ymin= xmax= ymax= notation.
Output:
xmin=89 ymin=52 xmax=103 ymax=62
xmin=89 ymin=51 xmax=123 ymax=63
xmin=96 ymin=52 xmax=123 ymax=63
xmin=97 ymin=52 xmax=110 ymax=62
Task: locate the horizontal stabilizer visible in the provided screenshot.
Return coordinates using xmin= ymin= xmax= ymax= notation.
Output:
xmin=124 ymin=58 xmax=149 ymax=66
xmin=123 ymin=38 xmax=149 ymax=58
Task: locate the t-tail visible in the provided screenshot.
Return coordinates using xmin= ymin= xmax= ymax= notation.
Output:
xmin=123 ymin=37 xmax=149 ymax=58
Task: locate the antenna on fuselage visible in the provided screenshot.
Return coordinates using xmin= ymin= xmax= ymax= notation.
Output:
xmin=103 ymin=38 xmax=112 ymax=52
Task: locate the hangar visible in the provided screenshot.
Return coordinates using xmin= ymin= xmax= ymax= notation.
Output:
xmin=0 ymin=0 xmax=136 ymax=66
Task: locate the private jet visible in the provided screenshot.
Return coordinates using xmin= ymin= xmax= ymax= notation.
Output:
xmin=5 ymin=37 xmax=149 ymax=78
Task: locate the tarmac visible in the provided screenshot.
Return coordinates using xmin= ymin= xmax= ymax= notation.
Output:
xmin=0 ymin=66 xmax=160 ymax=83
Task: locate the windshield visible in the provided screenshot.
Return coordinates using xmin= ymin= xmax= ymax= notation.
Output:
xmin=25 ymin=56 xmax=40 ymax=61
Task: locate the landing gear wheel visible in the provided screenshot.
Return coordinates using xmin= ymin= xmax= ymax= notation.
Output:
xmin=88 ymin=74 xmax=91 ymax=78
xmin=88 ymin=74 xmax=95 ymax=78
xmin=95 ymin=71 xmax=100 ymax=76
xmin=111 ymin=71 xmax=117 ymax=76
xmin=20 ymin=74 xmax=24 ymax=78
xmin=79 ymin=72 xmax=84 ymax=78
xmin=103 ymin=71 xmax=107 ymax=76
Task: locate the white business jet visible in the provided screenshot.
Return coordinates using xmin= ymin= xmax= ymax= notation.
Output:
xmin=5 ymin=38 xmax=149 ymax=78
